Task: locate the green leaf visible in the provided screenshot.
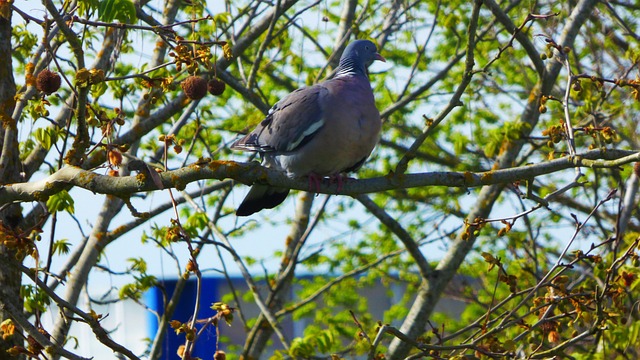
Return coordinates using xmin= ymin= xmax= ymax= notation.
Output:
xmin=78 ymin=0 xmax=100 ymax=17
xmin=185 ymin=212 xmax=209 ymax=231
xmin=213 ymin=12 xmax=231 ymax=25
xmin=46 ymin=190 xmax=75 ymax=214
xmin=98 ymin=0 xmax=137 ymax=23
xmin=127 ymin=257 xmax=148 ymax=273
xmin=91 ymin=81 xmax=108 ymax=99
xmin=119 ymin=283 xmax=138 ymax=300
xmin=98 ymin=0 xmax=116 ymax=22
xmin=34 ymin=127 xmax=54 ymax=151
xmin=52 ymin=239 xmax=71 ymax=255
xmin=244 ymin=256 xmax=256 ymax=266
xmin=29 ymin=99 xmax=50 ymax=120
xmin=289 ymin=337 xmax=314 ymax=357
xmin=21 ymin=285 xmax=50 ymax=313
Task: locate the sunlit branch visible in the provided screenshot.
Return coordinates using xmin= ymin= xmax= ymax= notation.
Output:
xmin=2 ymin=149 xmax=637 ymax=205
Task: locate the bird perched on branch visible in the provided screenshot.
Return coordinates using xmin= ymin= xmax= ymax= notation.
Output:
xmin=232 ymin=39 xmax=385 ymax=216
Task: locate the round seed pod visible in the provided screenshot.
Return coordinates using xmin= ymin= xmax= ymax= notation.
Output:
xmin=208 ymin=78 xmax=226 ymax=96
xmin=181 ymin=75 xmax=208 ymax=100
xmin=36 ymin=69 xmax=62 ymax=95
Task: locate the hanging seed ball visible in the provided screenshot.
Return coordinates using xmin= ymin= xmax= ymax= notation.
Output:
xmin=181 ymin=75 xmax=208 ymax=100
xmin=208 ymin=78 xmax=226 ymax=96
xmin=36 ymin=69 xmax=62 ymax=95
xmin=213 ymin=350 xmax=226 ymax=360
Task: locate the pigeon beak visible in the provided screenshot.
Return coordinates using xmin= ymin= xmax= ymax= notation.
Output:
xmin=374 ymin=53 xmax=386 ymax=62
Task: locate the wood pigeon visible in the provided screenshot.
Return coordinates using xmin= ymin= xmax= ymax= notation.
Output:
xmin=232 ymin=39 xmax=385 ymax=216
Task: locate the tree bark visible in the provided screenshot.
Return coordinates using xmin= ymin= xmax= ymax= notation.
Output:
xmin=0 ymin=5 xmax=24 ymax=357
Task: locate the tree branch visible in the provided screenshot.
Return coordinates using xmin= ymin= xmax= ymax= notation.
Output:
xmin=1 ymin=149 xmax=638 ymax=205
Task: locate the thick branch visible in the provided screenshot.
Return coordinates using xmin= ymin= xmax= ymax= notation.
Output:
xmin=1 ymin=149 xmax=637 ymax=205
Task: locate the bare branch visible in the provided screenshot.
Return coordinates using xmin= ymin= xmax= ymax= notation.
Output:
xmin=2 ymin=149 xmax=638 ymax=205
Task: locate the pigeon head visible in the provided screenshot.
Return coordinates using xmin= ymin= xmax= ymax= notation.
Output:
xmin=336 ymin=40 xmax=386 ymax=77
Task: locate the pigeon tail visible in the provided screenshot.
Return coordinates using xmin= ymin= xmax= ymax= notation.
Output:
xmin=236 ymin=185 xmax=290 ymax=216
